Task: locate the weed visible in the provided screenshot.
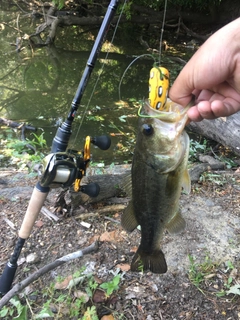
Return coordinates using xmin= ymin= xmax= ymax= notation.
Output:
xmin=0 ymin=131 xmax=47 ymax=170
xmin=82 ymin=306 xmax=98 ymax=320
xmin=189 ymin=138 xmax=208 ymax=162
xmin=219 ymin=156 xmax=238 ymax=169
xmin=188 ymin=256 xmax=240 ymax=298
xmin=30 ymin=132 xmax=47 ymax=150
xmin=100 ymin=274 xmax=121 ymax=296
xmin=199 ymin=172 xmax=227 ymax=186
xmin=188 ymin=255 xmax=205 ymax=288
xmin=0 ymin=297 xmax=27 ymax=319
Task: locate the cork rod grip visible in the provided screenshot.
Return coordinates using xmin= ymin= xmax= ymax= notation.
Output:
xmin=19 ymin=187 xmax=48 ymax=239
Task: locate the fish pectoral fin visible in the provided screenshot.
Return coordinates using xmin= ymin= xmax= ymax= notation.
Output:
xmin=182 ymin=169 xmax=191 ymax=194
xmin=131 ymin=247 xmax=167 ymax=274
xmin=166 ymin=210 xmax=186 ymax=234
xmin=121 ymin=200 xmax=138 ymax=232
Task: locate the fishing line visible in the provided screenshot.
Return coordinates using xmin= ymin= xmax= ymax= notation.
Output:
xmin=118 ymin=0 xmax=168 ymax=102
xmin=72 ymin=0 xmax=127 ymax=147
xmin=158 ymin=0 xmax=168 ymax=65
xmin=118 ymin=54 xmax=156 ymax=101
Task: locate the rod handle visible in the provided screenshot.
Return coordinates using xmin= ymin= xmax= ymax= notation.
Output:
xmin=19 ymin=183 xmax=49 ymax=239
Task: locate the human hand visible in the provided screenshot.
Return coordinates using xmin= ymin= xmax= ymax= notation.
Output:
xmin=169 ymin=18 xmax=240 ymax=122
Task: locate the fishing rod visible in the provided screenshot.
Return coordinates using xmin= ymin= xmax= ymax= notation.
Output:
xmin=148 ymin=0 xmax=169 ymax=111
xmin=0 ymin=0 xmax=120 ymax=295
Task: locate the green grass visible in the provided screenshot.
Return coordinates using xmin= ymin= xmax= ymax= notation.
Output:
xmin=0 ymin=267 xmax=124 ymax=319
xmin=188 ymin=255 xmax=240 ymax=298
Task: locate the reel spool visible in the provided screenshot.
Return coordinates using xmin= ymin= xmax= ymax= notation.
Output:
xmin=38 ymin=135 xmax=111 ymax=197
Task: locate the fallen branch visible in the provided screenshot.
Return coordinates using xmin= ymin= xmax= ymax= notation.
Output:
xmin=180 ymin=21 xmax=208 ymax=41
xmin=73 ymin=204 xmax=127 ymax=220
xmin=0 ymin=241 xmax=98 ymax=308
xmin=0 ymin=118 xmax=36 ymax=131
xmin=41 ymin=206 xmax=60 ymax=222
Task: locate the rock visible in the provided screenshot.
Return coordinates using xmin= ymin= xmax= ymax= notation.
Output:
xmin=26 ymin=252 xmax=40 ymax=264
xmin=189 ymin=163 xmax=209 ymax=182
xmin=199 ymin=155 xmax=225 ymax=169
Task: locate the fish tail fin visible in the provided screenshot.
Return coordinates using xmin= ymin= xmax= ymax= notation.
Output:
xmin=131 ymin=247 xmax=167 ymax=274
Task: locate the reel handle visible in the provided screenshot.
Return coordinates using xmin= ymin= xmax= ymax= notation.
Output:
xmin=91 ymin=135 xmax=111 ymax=150
xmin=80 ymin=183 xmax=100 ymax=197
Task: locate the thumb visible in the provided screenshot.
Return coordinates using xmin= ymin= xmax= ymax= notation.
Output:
xmin=169 ymin=77 xmax=194 ymax=107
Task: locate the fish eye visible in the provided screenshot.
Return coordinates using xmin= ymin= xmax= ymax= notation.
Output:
xmin=142 ymin=124 xmax=154 ymax=136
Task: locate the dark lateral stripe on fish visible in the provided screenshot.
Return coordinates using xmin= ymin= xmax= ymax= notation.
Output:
xmin=131 ymin=247 xmax=167 ymax=274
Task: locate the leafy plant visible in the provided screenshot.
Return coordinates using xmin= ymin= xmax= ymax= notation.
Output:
xmin=0 ymin=297 xmax=27 ymax=319
xmin=30 ymin=132 xmax=47 ymax=150
xmin=52 ymin=0 xmax=65 ymax=9
xmin=189 ymin=138 xmax=208 ymax=162
xmin=1 ymin=131 xmax=47 ymax=170
xmin=188 ymin=255 xmax=205 ymax=289
xmin=100 ymin=274 xmax=121 ymax=296
xmin=199 ymin=172 xmax=227 ymax=185
xmin=35 ymin=300 xmax=54 ymax=319
xmin=82 ymin=306 xmax=98 ymax=320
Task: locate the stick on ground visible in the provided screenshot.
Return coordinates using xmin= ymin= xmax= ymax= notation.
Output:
xmin=0 ymin=241 xmax=98 ymax=308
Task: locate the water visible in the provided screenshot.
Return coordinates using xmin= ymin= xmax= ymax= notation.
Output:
xmin=0 ymin=2 xmax=195 ymax=164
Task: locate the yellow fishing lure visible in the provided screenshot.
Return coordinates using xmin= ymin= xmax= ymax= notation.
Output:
xmin=149 ymin=66 xmax=169 ymax=110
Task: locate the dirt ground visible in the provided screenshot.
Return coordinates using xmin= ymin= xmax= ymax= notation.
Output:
xmin=0 ymin=166 xmax=240 ymax=319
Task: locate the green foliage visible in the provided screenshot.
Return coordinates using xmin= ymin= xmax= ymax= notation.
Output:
xmin=100 ymin=274 xmax=121 ymax=296
xmin=188 ymin=255 xmax=208 ymax=289
xmin=6 ymin=267 xmax=122 ymax=319
xmin=189 ymin=138 xmax=208 ymax=162
xmin=82 ymin=306 xmax=98 ymax=320
xmin=0 ymin=130 xmax=47 ymax=170
xmin=188 ymin=255 xmax=240 ymax=298
xmin=34 ymin=299 xmax=54 ymax=319
xmin=52 ymin=0 xmax=65 ymax=9
xmin=118 ymin=1 xmax=133 ymax=20
xmin=199 ymin=172 xmax=227 ymax=186
xmin=121 ymin=0 xmax=222 ymax=12
xmin=85 ymin=276 xmax=99 ymax=297
xmin=0 ymin=297 xmax=27 ymax=319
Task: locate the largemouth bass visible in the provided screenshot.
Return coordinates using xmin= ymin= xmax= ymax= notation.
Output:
xmin=121 ymin=98 xmax=193 ymax=273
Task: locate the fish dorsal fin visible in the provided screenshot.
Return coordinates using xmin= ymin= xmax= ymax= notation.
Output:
xmin=182 ymin=169 xmax=191 ymax=194
xmin=120 ymin=172 xmax=132 ymax=197
xmin=121 ymin=200 xmax=138 ymax=232
xmin=166 ymin=210 xmax=186 ymax=234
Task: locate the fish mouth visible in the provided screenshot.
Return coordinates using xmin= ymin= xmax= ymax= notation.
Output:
xmin=138 ymin=97 xmax=195 ymax=123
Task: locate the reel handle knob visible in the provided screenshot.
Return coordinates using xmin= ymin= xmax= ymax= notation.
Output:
xmin=91 ymin=135 xmax=111 ymax=150
xmin=80 ymin=183 xmax=100 ymax=197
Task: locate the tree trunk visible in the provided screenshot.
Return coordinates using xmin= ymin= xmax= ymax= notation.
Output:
xmin=187 ymin=113 xmax=240 ymax=156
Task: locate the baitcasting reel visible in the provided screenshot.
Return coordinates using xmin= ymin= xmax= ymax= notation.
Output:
xmin=38 ymin=134 xmax=111 ymax=197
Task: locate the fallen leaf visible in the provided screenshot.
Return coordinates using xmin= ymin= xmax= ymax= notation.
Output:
xmin=92 ymin=288 xmax=107 ymax=303
xmin=227 ymin=284 xmax=240 ymax=295
xmin=101 ymin=315 xmax=114 ymax=320
xmin=54 ymin=275 xmax=73 ymax=290
xmin=89 ymin=235 xmax=100 ymax=243
xmin=74 ymin=290 xmax=89 ymax=302
xmin=35 ymin=220 xmax=44 ymax=228
xmin=100 ymin=230 xmax=122 ymax=242
xmin=130 ymin=246 xmax=138 ymax=253
xmin=116 ymin=263 xmax=130 ymax=271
